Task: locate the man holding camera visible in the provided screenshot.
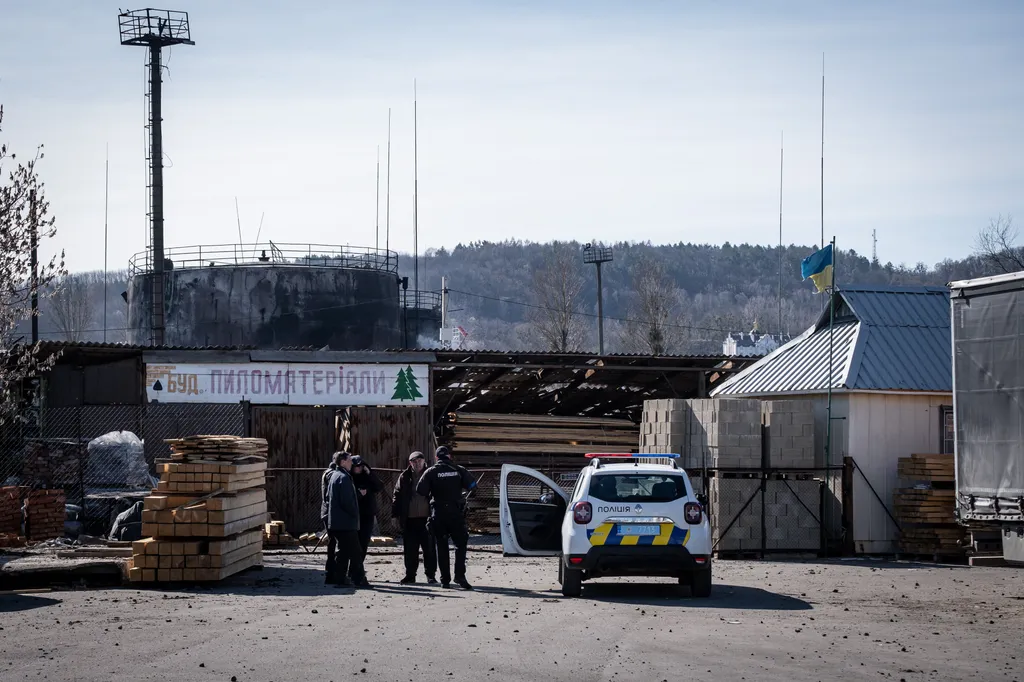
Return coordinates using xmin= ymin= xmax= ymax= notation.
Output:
xmin=321 ymin=451 xmax=368 ymax=588
xmin=416 ymin=446 xmax=477 ymax=590
xmin=349 ymin=455 xmax=383 ymax=581
xmin=392 ymin=451 xmax=438 ymax=585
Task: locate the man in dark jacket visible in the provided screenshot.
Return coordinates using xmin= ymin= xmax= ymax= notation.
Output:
xmin=320 ymin=457 xmax=340 ymax=585
xmin=392 ymin=451 xmax=437 ymax=584
xmin=323 ymin=451 xmax=369 ymax=588
xmin=349 ymin=455 xmax=384 ymax=575
xmin=416 ymin=446 xmax=477 ymax=590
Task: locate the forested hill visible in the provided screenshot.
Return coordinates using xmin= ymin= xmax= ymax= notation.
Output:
xmin=27 ymin=239 xmax=1000 ymax=354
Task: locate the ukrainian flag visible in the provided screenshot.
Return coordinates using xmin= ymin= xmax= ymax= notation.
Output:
xmin=801 ymin=244 xmax=834 ymax=293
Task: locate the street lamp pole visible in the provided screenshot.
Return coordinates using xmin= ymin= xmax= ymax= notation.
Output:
xmin=583 ymin=244 xmax=613 ymax=355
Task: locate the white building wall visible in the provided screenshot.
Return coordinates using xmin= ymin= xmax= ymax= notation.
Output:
xmin=846 ymin=393 xmax=953 ymax=554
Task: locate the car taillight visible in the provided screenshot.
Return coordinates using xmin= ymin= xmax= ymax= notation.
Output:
xmin=572 ymin=501 xmax=592 ymax=524
xmin=684 ymin=501 xmax=703 ymax=525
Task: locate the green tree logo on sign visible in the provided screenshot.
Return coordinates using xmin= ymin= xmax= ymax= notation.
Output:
xmin=392 ymin=366 xmax=424 ymax=401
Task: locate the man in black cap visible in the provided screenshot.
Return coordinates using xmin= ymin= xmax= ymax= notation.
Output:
xmin=349 ymin=455 xmax=383 ymax=577
xmin=392 ymin=451 xmax=438 ymax=585
xmin=416 ymin=445 xmax=477 ymax=590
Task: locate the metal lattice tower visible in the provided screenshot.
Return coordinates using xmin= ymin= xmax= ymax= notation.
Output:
xmin=119 ymin=8 xmax=194 ymax=346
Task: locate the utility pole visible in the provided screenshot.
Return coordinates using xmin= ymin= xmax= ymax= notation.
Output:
xmin=582 ymin=244 xmax=613 ymax=355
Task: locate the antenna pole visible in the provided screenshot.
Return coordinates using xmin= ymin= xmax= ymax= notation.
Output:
xmin=820 ymin=52 xmax=825 ymax=250
xmin=778 ymin=131 xmax=784 ymax=337
xmin=104 ymin=144 xmax=110 ymax=343
xmin=413 ymin=79 xmax=419 ymax=294
xmin=386 ymin=108 xmax=392 ymax=270
xmin=375 ymin=145 xmax=380 ymax=254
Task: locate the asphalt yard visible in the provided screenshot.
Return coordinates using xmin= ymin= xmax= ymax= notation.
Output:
xmin=1 ymin=550 xmax=1022 ymax=681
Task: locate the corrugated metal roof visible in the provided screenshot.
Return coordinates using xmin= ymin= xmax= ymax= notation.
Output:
xmin=713 ymin=285 xmax=952 ymax=396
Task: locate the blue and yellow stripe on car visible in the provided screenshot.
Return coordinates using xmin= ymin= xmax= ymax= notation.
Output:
xmin=587 ymin=523 xmax=690 ymax=546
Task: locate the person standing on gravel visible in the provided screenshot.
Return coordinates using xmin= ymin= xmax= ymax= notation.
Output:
xmin=416 ymin=446 xmax=476 ymax=590
xmin=324 ymin=451 xmax=369 ymax=588
xmin=392 ymin=451 xmax=438 ymax=585
xmin=349 ymin=455 xmax=384 ymax=574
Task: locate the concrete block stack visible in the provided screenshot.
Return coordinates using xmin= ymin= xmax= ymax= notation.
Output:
xmin=23 ymin=489 xmax=66 ymax=540
xmin=764 ymin=479 xmax=821 ymax=550
xmin=709 ymin=477 xmax=762 ymax=552
xmin=639 ymin=398 xmax=763 ymax=469
xmin=762 ymin=400 xmax=816 ymax=468
xmin=129 ymin=435 xmax=268 ymax=583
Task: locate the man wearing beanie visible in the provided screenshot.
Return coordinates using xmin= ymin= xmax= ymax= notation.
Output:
xmin=391 ymin=451 xmax=437 ymax=585
xmin=416 ymin=445 xmax=477 ymax=590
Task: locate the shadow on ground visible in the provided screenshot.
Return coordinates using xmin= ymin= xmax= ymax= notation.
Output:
xmin=580 ymin=582 xmax=813 ymax=610
xmin=0 ymin=594 xmax=63 ymax=612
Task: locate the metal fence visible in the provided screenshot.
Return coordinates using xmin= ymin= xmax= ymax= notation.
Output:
xmin=0 ymin=403 xmax=244 ymax=538
xmin=263 ymin=464 xmax=844 ymax=557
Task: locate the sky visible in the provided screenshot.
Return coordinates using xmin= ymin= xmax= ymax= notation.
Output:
xmin=1 ymin=0 xmax=1022 ymax=280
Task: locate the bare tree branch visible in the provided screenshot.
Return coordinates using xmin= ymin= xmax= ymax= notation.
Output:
xmin=974 ymin=215 xmax=1024 ymax=275
xmin=621 ymin=257 xmax=685 ymax=356
xmin=526 ymin=243 xmax=586 ymax=352
xmin=0 ymin=104 xmax=67 ymax=424
xmin=49 ymin=276 xmax=96 ymax=342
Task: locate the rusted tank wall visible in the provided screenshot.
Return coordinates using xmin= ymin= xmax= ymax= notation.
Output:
xmin=128 ymin=266 xmax=402 ymax=350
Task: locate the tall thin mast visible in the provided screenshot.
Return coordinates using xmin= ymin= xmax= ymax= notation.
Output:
xmin=778 ymin=131 xmax=784 ymax=337
xmin=820 ymin=53 xmax=825 ymax=250
xmin=104 ymin=144 xmax=110 ymax=343
xmin=375 ymin=145 xmax=380 ymax=254
xmin=413 ymin=79 xmax=419 ymax=294
xmin=386 ymin=108 xmax=392 ymax=268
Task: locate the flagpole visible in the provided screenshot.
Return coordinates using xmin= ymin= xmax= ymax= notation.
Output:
xmin=825 ymin=236 xmax=837 ymax=466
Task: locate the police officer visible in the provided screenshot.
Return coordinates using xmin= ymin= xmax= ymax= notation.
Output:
xmin=416 ymin=446 xmax=476 ymax=590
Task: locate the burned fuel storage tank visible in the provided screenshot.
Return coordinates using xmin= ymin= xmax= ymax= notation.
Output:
xmin=126 ymin=243 xmax=403 ymax=349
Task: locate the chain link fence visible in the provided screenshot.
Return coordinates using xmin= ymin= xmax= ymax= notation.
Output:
xmin=0 ymin=403 xmax=244 ymax=539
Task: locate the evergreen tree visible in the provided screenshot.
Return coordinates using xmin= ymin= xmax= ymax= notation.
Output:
xmin=403 ymin=365 xmax=424 ymax=400
xmin=391 ymin=368 xmax=413 ymax=401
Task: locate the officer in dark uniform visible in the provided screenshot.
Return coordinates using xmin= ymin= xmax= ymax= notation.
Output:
xmin=416 ymin=446 xmax=477 ymax=590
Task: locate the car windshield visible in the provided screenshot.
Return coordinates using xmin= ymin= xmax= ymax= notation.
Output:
xmin=587 ymin=473 xmax=687 ymax=503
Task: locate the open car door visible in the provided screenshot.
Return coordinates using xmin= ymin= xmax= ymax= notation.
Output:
xmin=500 ymin=464 xmax=570 ymax=556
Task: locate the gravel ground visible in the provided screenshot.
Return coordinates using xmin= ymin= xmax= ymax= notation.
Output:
xmin=1 ymin=550 xmax=1022 ymax=681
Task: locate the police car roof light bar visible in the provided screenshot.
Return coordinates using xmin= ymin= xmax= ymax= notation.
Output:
xmin=584 ymin=453 xmax=680 ymax=458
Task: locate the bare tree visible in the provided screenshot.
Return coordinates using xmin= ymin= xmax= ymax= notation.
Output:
xmin=622 ymin=257 xmax=685 ymax=355
xmin=0 ymin=104 xmax=66 ymax=423
xmin=975 ymin=215 xmax=1024 ymax=274
xmin=49 ymin=275 xmax=96 ymax=342
xmin=526 ymin=243 xmax=586 ymax=352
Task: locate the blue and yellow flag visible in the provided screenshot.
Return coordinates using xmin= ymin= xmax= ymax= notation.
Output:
xmin=801 ymin=244 xmax=834 ymax=293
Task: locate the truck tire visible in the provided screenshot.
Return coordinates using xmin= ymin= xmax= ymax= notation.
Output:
xmin=561 ymin=566 xmax=582 ymax=597
xmin=690 ymin=568 xmax=712 ymax=598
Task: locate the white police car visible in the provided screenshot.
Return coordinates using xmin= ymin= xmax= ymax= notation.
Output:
xmin=499 ymin=453 xmax=712 ymax=598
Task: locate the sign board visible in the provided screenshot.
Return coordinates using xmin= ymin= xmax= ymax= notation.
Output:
xmin=145 ymin=363 xmax=429 ymax=406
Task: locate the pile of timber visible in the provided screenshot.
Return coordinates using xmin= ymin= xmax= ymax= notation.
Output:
xmin=895 ymin=453 xmax=965 ymax=557
xmin=443 ymin=412 xmax=639 ymax=467
xmin=129 ymin=436 xmax=267 ymax=583
xmin=263 ymin=520 xmax=299 ymax=548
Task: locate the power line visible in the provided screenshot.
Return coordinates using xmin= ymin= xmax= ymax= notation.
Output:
xmin=447 ymin=288 xmax=744 ymax=335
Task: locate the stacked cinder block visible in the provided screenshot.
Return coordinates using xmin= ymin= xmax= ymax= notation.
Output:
xmin=639 ymin=398 xmax=763 ymax=468
xmin=709 ymin=477 xmax=762 ymax=552
xmin=762 ymin=400 xmax=816 ymax=468
xmin=764 ymin=479 xmax=821 ymax=550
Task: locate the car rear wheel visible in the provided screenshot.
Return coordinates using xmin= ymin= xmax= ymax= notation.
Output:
xmin=690 ymin=568 xmax=712 ymax=598
xmin=557 ymin=556 xmax=564 ymax=585
xmin=561 ymin=566 xmax=582 ymax=597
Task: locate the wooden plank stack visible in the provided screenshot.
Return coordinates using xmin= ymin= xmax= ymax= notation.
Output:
xmin=129 ymin=436 xmax=268 ymax=583
xmin=895 ymin=453 xmax=965 ymax=558
xmin=442 ymin=412 xmax=640 ymax=468
xmin=263 ymin=520 xmax=299 ymax=547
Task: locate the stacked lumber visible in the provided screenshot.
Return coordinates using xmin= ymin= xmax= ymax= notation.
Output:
xmin=129 ymin=436 xmax=267 ymax=583
xmin=895 ymin=453 xmax=964 ymax=557
xmin=443 ymin=412 xmax=639 ymax=467
xmin=263 ymin=520 xmax=299 ymax=547
xmin=898 ymin=453 xmax=955 ymax=482
xmin=24 ymin=489 xmax=65 ymax=540
xmin=165 ymin=435 xmax=268 ymax=462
